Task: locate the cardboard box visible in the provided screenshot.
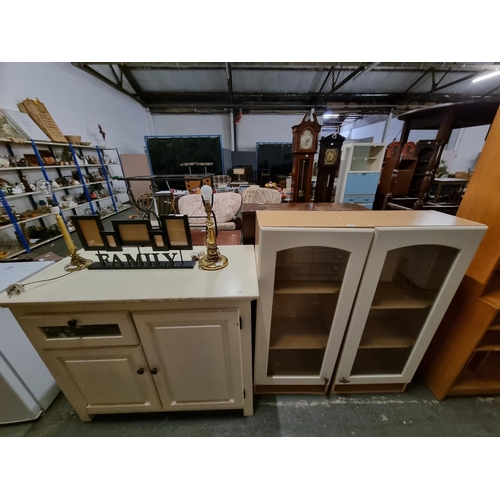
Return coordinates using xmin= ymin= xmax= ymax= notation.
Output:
xmin=18 ymin=98 xmax=67 ymax=143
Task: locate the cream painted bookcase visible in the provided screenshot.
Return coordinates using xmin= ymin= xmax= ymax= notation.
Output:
xmin=254 ymin=211 xmax=486 ymax=394
xmin=0 ymin=246 xmax=258 ymax=421
xmin=334 ymin=142 xmax=386 ymax=209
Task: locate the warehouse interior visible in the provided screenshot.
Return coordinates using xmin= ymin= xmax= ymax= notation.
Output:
xmin=1 ymin=6 xmax=497 ymax=498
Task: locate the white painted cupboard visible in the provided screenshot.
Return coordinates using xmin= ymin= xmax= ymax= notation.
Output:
xmin=254 ymin=211 xmax=487 ymax=394
xmin=0 ymin=246 xmax=258 ymax=421
xmin=334 ymin=142 xmax=386 ymax=209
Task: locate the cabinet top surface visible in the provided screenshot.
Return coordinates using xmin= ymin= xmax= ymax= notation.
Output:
xmin=0 ymin=246 xmax=259 ymax=306
xmin=256 ymin=210 xmax=486 ymax=229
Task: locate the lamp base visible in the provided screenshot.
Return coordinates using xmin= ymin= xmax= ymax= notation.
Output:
xmin=64 ymin=250 xmax=93 ymax=273
xmin=198 ymin=254 xmax=228 ymax=271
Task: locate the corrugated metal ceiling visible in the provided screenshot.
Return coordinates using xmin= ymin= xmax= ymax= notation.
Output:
xmin=131 ymin=68 xmax=228 ymax=93
xmin=74 ymin=62 xmax=500 ymax=115
xmin=232 ymin=69 xmax=330 ymax=94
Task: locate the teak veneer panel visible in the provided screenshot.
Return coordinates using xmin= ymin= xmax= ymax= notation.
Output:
xmin=456 ymin=106 xmax=500 ymax=289
xmin=419 ymin=293 xmax=497 ymax=400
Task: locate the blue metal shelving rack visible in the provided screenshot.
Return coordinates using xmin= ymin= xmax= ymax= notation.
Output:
xmin=0 ymin=139 xmax=130 ymax=257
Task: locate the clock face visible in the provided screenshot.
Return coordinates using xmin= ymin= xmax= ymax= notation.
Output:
xmin=300 ymin=129 xmax=314 ymax=150
xmin=324 ymin=149 xmax=338 ymax=165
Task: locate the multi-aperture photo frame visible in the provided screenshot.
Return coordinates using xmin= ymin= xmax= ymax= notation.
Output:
xmin=111 ymin=219 xmax=153 ymax=247
xmin=160 ymin=214 xmax=193 ymax=250
xmin=71 ymin=215 xmax=107 ymax=251
xmin=71 ymin=214 xmax=193 ymax=253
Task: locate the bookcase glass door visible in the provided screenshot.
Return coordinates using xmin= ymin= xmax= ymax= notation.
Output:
xmin=350 ymin=244 xmax=458 ymax=376
xmin=267 ymin=246 xmax=349 ymax=377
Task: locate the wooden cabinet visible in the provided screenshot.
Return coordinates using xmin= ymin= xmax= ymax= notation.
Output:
xmin=419 ymin=105 xmax=500 ymax=399
xmin=334 ymin=142 xmax=386 ymax=209
xmin=254 ymin=210 xmax=486 ymax=394
xmin=377 ymin=142 xmax=418 ymax=201
xmin=133 ymin=310 xmax=245 ymax=412
xmin=43 ymin=346 xmax=161 ymax=416
xmin=0 ymin=246 xmax=258 ymax=421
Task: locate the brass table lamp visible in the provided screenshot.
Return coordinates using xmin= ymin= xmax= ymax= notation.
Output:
xmin=198 ymin=185 xmax=228 ymax=271
xmin=38 ymin=180 xmax=93 ymax=272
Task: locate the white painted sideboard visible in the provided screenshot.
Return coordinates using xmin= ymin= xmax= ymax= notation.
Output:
xmin=0 ymin=246 xmax=258 ymax=421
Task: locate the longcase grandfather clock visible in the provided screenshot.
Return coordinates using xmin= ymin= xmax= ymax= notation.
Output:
xmin=315 ymin=133 xmax=346 ymax=202
xmin=291 ymin=112 xmax=322 ymax=202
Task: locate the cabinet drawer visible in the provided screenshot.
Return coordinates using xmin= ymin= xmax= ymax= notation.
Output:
xmin=345 ymin=172 xmax=379 ymax=195
xmin=18 ymin=311 xmax=139 ymax=350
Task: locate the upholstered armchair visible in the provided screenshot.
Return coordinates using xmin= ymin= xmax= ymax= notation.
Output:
xmin=241 ymin=186 xmax=282 ymax=204
xmin=178 ymin=192 xmax=242 ymax=230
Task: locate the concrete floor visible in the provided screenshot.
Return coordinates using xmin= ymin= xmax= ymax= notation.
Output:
xmin=2 ymin=379 xmax=500 ymax=436
xmin=5 ymin=207 xmax=500 ymax=436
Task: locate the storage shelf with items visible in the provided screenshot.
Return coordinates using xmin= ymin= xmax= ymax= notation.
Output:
xmin=253 ymin=210 xmax=486 ymax=395
xmin=0 ymin=138 xmax=131 ymax=256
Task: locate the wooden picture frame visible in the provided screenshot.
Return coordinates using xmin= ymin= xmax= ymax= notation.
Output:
xmin=149 ymin=231 xmax=169 ymax=251
xmin=101 ymin=231 xmax=123 ymax=251
xmin=160 ymin=215 xmax=193 ymax=250
xmin=111 ymin=219 xmax=153 ymax=247
xmin=70 ymin=215 xmax=107 ymax=251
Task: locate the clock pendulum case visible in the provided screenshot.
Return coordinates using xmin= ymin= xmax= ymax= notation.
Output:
xmin=314 ymin=133 xmax=346 ymax=202
xmin=291 ymin=112 xmax=322 ymax=203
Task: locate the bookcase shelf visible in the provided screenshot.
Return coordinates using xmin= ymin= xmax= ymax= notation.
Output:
xmin=274 ymin=280 xmax=341 ymax=295
xmin=269 ymin=318 xmax=329 ymax=350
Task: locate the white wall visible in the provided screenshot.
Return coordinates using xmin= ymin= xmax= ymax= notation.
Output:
xmin=452 ymin=124 xmax=489 ymax=173
xmin=236 ymin=114 xmax=304 ymax=150
xmin=0 ymin=62 xmax=150 ymax=154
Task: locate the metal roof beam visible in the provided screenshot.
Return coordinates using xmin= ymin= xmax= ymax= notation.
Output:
xmin=109 ymin=64 xmax=121 ymax=86
xmin=405 ymin=68 xmax=432 ymax=92
xmin=119 ymin=64 xmax=143 ymax=97
xmin=316 ymin=66 xmax=365 ymax=104
xmin=71 ymin=63 xmax=143 ymax=104
xmin=317 ymin=66 xmax=334 ymax=94
xmin=430 ymin=72 xmax=480 ymax=93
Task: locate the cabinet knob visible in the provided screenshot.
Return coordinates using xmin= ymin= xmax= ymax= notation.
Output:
xmin=339 ymin=377 xmax=350 ymax=384
xmin=136 ymin=368 xmax=145 ymax=375
xmin=67 ymin=319 xmax=77 ymax=327
xmin=150 ymin=368 xmax=158 ymax=375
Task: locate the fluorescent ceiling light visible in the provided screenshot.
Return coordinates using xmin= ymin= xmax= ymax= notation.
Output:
xmin=324 ymin=113 xmax=339 ymax=118
xmin=472 ymin=70 xmax=500 ymax=83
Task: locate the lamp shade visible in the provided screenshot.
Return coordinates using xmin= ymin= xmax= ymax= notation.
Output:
xmin=201 ymin=184 xmax=213 ymax=201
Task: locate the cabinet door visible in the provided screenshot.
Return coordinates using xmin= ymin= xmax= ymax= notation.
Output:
xmin=335 ymin=227 xmax=486 ymax=385
xmin=255 ymin=228 xmax=373 ymax=386
xmin=133 ymin=310 xmax=244 ymax=411
xmin=44 ymin=346 xmax=161 ymax=414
